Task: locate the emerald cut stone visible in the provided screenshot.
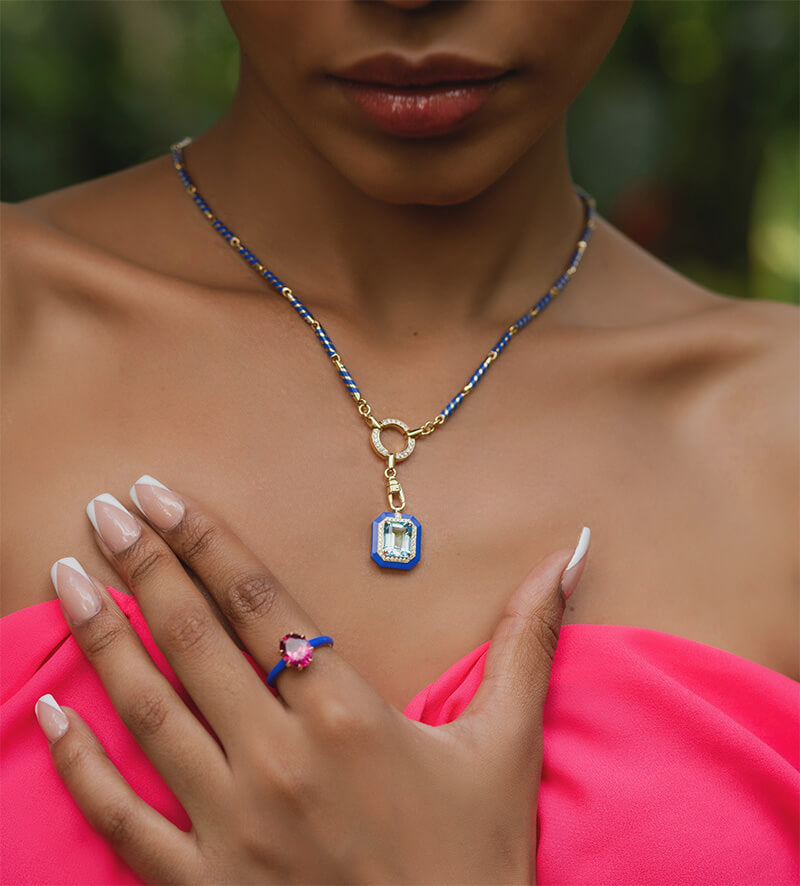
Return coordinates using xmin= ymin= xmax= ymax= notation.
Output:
xmin=383 ymin=519 xmax=413 ymax=558
xmin=371 ymin=512 xmax=422 ymax=570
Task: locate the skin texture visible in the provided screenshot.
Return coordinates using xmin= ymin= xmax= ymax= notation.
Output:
xmin=0 ymin=0 xmax=798 ymax=876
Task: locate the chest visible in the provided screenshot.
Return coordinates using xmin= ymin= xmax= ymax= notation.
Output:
xmin=3 ymin=308 xmax=796 ymax=703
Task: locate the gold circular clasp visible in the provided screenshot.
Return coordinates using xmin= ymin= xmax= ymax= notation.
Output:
xmin=370 ymin=418 xmax=416 ymax=462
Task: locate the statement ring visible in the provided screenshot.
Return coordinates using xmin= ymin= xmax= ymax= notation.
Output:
xmin=267 ymin=632 xmax=334 ymax=688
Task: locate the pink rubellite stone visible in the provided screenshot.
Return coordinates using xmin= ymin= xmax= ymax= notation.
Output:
xmin=280 ymin=633 xmax=314 ymax=668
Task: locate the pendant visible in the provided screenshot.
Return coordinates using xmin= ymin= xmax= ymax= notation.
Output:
xmin=371 ymin=511 xmax=422 ymax=570
xmin=369 ymin=418 xmax=422 ymax=571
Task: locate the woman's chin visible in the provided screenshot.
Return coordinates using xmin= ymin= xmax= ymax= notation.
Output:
xmin=323 ymin=145 xmax=515 ymax=208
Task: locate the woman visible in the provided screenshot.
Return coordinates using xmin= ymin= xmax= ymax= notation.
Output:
xmin=1 ymin=1 xmax=797 ymax=883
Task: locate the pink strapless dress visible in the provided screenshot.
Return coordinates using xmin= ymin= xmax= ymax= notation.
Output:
xmin=1 ymin=587 xmax=798 ymax=885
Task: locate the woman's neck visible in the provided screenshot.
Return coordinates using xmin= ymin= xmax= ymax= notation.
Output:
xmin=186 ymin=69 xmax=584 ymax=333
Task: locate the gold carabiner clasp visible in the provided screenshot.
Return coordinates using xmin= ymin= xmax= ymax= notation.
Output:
xmin=387 ymin=486 xmax=406 ymax=514
xmin=384 ymin=455 xmax=406 ymax=514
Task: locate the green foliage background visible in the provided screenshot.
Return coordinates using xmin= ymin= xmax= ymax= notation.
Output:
xmin=2 ymin=0 xmax=798 ymax=303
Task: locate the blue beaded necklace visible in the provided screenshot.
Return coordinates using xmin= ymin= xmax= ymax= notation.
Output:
xmin=170 ymin=137 xmax=596 ymax=571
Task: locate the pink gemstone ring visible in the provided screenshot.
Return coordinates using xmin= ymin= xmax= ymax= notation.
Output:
xmin=267 ymin=632 xmax=334 ymax=688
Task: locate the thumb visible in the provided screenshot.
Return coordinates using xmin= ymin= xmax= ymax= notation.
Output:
xmin=455 ymin=526 xmax=591 ymax=754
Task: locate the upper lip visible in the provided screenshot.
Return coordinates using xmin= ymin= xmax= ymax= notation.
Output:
xmin=330 ymin=52 xmax=510 ymax=87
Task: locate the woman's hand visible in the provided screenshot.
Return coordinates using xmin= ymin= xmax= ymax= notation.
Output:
xmin=38 ymin=477 xmax=589 ymax=885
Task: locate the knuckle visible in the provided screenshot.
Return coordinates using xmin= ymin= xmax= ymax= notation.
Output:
xmin=124 ymin=691 xmax=170 ymax=738
xmin=180 ymin=514 xmax=222 ymax=562
xmin=526 ymin=605 xmax=562 ymax=662
xmin=162 ymin=605 xmax=214 ymax=655
xmin=57 ymin=739 xmax=96 ymax=779
xmin=223 ymin=571 xmax=279 ymax=627
xmin=315 ymin=698 xmax=357 ymax=736
xmin=98 ymin=803 xmax=135 ymax=848
xmin=265 ymin=758 xmax=316 ymax=810
xmin=314 ymin=698 xmax=376 ymax=743
xmin=231 ymin=812 xmax=281 ymax=867
xmin=126 ymin=544 xmax=169 ymax=586
xmin=83 ymin=614 xmax=127 ymax=658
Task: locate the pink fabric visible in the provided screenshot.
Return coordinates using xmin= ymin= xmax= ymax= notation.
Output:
xmin=1 ymin=587 xmax=798 ymax=884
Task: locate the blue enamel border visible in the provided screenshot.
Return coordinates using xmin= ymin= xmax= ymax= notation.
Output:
xmin=371 ymin=512 xmax=422 ymax=570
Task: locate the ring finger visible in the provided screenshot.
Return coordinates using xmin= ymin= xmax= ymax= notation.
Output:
xmin=125 ymin=478 xmax=371 ymax=715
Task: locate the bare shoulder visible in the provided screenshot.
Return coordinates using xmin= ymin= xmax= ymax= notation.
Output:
xmin=600 ymin=218 xmax=799 ymax=466
xmin=704 ymin=296 xmax=798 ymax=477
xmin=0 ymin=163 xmax=191 ymax=620
xmin=720 ymin=296 xmax=798 ymax=548
xmin=660 ymin=293 xmax=799 ymax=531
xmin=1 ymin=197 xmax=119 ymax=381
xmin=592 ymin=222 xmax=800 ymax=676
xmin=1 ymin=156 xmax=162 ymax=301
xmin=590 ymin=220 xmax=798 ymax=490
xmin=1 ymin=153 xmax=209 ymax=367
xmin=0 ymin=200 xmax=77 ymax=373
xmin=2 ymin=151 xmax=185 ymax=274
xmin=2 ymin=150 xmax=255 ymax=320
xmin=685 ymin=295 xmax=799 ymax=670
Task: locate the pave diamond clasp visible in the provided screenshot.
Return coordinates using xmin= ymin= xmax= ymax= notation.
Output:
xmin=370 ymin=418 xmax=415 ymax=461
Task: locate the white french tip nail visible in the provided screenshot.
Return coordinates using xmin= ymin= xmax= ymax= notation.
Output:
xmin=50 ymin=556 xmax=89 ymax=593
xmin=86 ymin=493 xmax=133 ymax=535
xmin=566 ymin=526 xmax=591 ymax=570
xmin=36 ymin=694 xmax=64 ymax=715
xmin=129 ymin=475 xmax=168 ymax=514
xmin=35 ymin=693 xmax=70 ymax=742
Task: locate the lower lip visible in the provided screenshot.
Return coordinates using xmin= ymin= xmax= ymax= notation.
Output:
xmin=333 ymin=77 xmax=507 ymax=137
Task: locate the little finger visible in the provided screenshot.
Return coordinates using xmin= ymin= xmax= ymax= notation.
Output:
xmin=35 ymin=694 xmax=202 ymax=884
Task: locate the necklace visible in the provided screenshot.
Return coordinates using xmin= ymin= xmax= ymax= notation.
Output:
xmin=170 ymin=137 xmax=596 ymax=571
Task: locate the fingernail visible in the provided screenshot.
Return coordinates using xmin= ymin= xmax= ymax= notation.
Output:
xmin=129 ymin=475 xmax=185 ymax=531
xmin=560 ymin=526 xmax=590 ymax=601
xmin=50 ymin=556 xmax=102 ymax=624
xmin=86 ymin=493 xmax=141 ymax=553
xmin=35 ymin=694 xmax=69 ymax=743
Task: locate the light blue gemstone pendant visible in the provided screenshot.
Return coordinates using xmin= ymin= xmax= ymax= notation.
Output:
xmin=371 ymin=512 xmax=422 ymax=570
xmin=368 ymin=418 xmax=422 ymax=570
